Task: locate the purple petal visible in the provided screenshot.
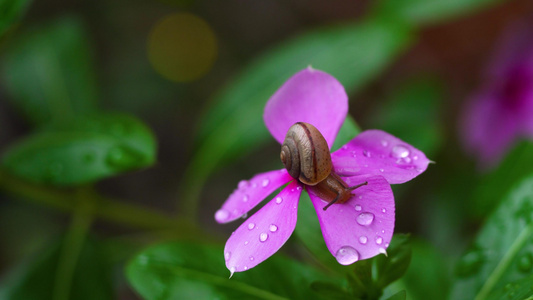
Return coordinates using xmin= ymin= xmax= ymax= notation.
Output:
xmin=215 ymin=169 xmax=293 ymax=224
xmin=307 ymin=175 xmax=394 ymax=264
xmin=460 ymin=92 xmax=519 ymax=168
xmin=331 ymin=130 xmax=430 ymax=184
xmin=263 ymin=68 xmax=348 ymax=149
xmin=224 ymin=181 xmax=302 ymax=273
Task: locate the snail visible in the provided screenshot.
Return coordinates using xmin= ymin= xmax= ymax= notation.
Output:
xmin=280 ymin=122 xmax=367 ymax=211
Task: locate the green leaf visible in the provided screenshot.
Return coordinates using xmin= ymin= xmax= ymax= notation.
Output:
xmin=1 ymin=16 xmax=98 ymax=126
xmin=310 ymin=281 xmax=352 ymax=300
xmin=0 ymin=237 xmax=113 ymax=300
xmin=126 ymin=241 xmax=335 ymax=300
xmin=400 ymin=239 xmax=450 ymax=300
xmin=450 ymin=174 xmax=533 ymax=300
xmin=488 ymin=273 xmax=533 ymax=300
xmin=385 ymin=290 xmax=407 ymax=300
xmin=368 ymin=77 xmax=443 ymax=158
xmin=372 ymin=0 xmax=504 ymax=26
xmin=2 ymin=113 xmax=156 ymax=185
xmin=375 ymin=235 xmax=412 ymax=289
xmin=472 ymin=142 xmax=533 ymax=217
xmin=180 ymin=17 xmax=414 ymax=216
xmin=0 ymin=0 xmax=32 ymax=37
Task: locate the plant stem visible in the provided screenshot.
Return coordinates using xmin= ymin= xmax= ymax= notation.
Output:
xmin=52 ymin=187 xmax=94 ymax=300
xmin=0 ymin=169 xmax=207 ymax=239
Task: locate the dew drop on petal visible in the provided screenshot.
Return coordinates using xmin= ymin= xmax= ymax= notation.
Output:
xmin=238 ymin=180 xmax=248 ymax=189
xmin=404 ymin=157 xmax=412 ymax=163
xmin=358 ymin=195 xmax=363 ymax=199
xmin=241 ymin=213 xmax=248 ymax=219
xmin=379 ymin=168 xmax=384 ymax=173
xmin=363 ymin=150 xmax=371 ymax=157
xmin=259 ymin=232 xmax=269 ymax=242
xmin=243 ymin=194 xmax=249 ymax=202
xmin=391 ymin=145 xmax=410 ymax=158
xmin=249 ymin=256 xmax=254 ymax=261
xmin=357 ymin=212 xmax=375 ymax=226
xmin=354 ymin=204 xmax=362 ymax=211
xmin=276 ymin=196 xmax=283 ymax=204
xmin=359 ymin=236 xmax=368 ymax=244
xmin=382 ymin=208 xmax=386 ymax=213
xmin=251 ymin=182 xmax=257 ymax=188
xmin=376 ymin=236 xmax=383 ymax=245
xmin=244 ymin=266 xmax=248 ymax=270
xmin=215 ymin=209 xmax=229 ymax=222
xmin=262 ymin=179 xmax=270 ymax=187
xmin=244 ymin=241 xmax=249 ymax=245
xmin=335 ymin=246 xmax=360 ymax=265
xmin=296 ymin=186 xmax=302 ymax=191
xmin=269 ymin=224 xmax=278 ymax=232
xmin=413 ymin=155 xmax=419 ymax=160
xmin=381 ymin=140 xmax=388 ymax=147
xmin=224 ymin=251 xmax=231 ymax=261
xmin=247 ymin=223 xmax=255 ymax=230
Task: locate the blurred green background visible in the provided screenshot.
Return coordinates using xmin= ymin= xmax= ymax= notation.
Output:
xmin=1 ymin=0 xmax=533 ymax=299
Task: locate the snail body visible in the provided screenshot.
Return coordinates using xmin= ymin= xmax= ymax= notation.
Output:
xmin=280 ymin=122 xmax=367 ymax=210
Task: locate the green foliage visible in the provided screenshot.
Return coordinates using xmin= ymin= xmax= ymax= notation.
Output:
xmin=450 ymin=174 xmax=533 ymax=299
xmin=0 ymin=238 xmax=113 ymax=300
xmin=0 ymin=0 xmax=32 ymax=37
xmin=181 ymin=17 xmax=414 ymax=215
xmin=1 ymin=16 xmax=98 ymax=126
xmin=472 ymin=142 xmax=533 ymax=217
xmin=489 ymin=273 xmax=533 ymax=300
xmin=372 ymin=0 xmax=504 ymax=26
xmin=126 ymin=241 xmax=336 ymax=300
xmin=310 ymin=235 xmax=412 ymax=300
xmin=2 ymin=113 xmax=156 ymax=186
xmin=385 ymin=290 xmax=407 ymax=300
xmin=369 ymin=78 xmax=443 ymax=158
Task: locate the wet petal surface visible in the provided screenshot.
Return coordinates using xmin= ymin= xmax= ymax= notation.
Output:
xmin=308 ymin=175 xmax=394 ymax=264
xmin=331 ymin=130 xmax=430 ymax=184
xmin=224 ymin=181 xmax=302 ymax=273
xmin=263 ymin=68 xmax=348 ymax=149
xmin=215 ymin=169 xmax=293 ymax=224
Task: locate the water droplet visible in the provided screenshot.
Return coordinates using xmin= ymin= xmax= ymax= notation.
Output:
xmin=247 ymin=223 xmax=255 ymax=230
xmin=379 ymin=168 xmax=384 ymax=173
xmin=363 ymin=150 xmax=371 ymax=157
xmin=381 ymin=140 xmax=388 ymax=147
xmin=342 ymin=145 xmax=348 ymax=150
xmin=358 ymin=195 xmax=363 ymax=199
xmin=276 ymin=197 xmax=283 ymax=204
xmin=296 ymin=186 xmax=302 ymax=191
xmin=251 ymin=182 xmax=257 ymax=188
xmin=354 ymin=204 xmax=362 ymax=211
xmin=391 ymin=145 xmax=410 ymax=158
xmin=359 ymin=236 xmax=368 ymax=244
xmin=269 ymin=224 xmax=278 ymax=232
xmin=262 ymin=179 xmax=270 ymax=187
xmin=224 ymin=251 xmax=231 ymax=261
xmin=215 ymin=209 xmax=229 ymax=222
xmin=404 ymin=157 xmax=412 ymax=163
xmin=518 ymin=252 xmax=533 ymax=273
xmin=244 ymin=241 xmax=249 ymax=245
xmin=376 ymin=236 xmax=383 ymax=245
xmin=357 ymin=212 xmax=375 ymax=226
xmin=238 ymin=180 xmax=248 ymax=189
xmin=335 ymin=246 xmax=360 ymax=265
xmin=259 ymin=232 xmax=268 ymax=242
xmin=456 ymin=247 xmax=484 ymax=277
xmin=381 ymin=208 xmax=386 ymax=213
xmin=249 ymin=256 xmax=254 ymax=261
xmin=243 ymin=195 xmax=249 ymax=202
xmin=106 ymin=146 xmax=144 ymax=169
xmin=241 ymin=213 xmax=248 ymax=219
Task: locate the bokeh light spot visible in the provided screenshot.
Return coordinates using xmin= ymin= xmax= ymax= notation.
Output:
xmin=148 ymin=13 xmax=217 ymax=82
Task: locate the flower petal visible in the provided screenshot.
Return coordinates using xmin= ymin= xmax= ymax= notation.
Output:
xmin=308 ymin=175 xmax=394 ymax=264
xmin=215 ymin=169 xmax=293 ymax=224
xmin=460 ymin=92 xmax=519 ymax=167
xmin=224 ymin=181 xmax=302 ymax=273
xmin=331 ymin=130 xmax=430 ymax=184
xmin=263 ymin=68 xmax=348 ymax=149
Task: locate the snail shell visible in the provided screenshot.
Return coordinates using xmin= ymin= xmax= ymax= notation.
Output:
xmin=280 ymin=122 xmax=332 ymax=185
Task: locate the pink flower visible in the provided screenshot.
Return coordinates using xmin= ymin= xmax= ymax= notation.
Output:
xmin=215 ymin=68 xmax=430 ymax=275
xmin=460 ymin=21 xmax=533 ymax=168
